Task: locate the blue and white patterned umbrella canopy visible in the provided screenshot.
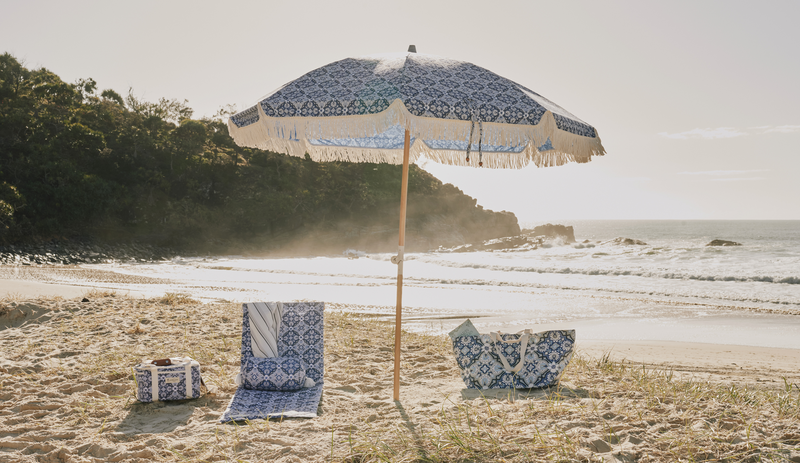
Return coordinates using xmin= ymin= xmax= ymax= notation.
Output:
xmin=228 ymin=52 xmax=605 ymax=169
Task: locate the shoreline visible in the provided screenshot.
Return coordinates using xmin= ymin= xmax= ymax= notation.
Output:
xmin=3 ymin=270 xmax=799 ymax=384
xmin=3 ymin=264 xmax=800 ymax=350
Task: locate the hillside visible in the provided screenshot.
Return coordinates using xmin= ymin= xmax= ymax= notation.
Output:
xmin=0 ymin=53 xmax=518 ymax=255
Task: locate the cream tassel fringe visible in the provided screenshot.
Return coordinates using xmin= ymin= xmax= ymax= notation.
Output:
xmin=228 ymin=100 xmax=606 ymax=169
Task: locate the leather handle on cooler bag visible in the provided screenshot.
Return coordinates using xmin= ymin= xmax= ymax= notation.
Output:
xmin=489 ymin=331 xmax=531 ymax=374
xmin=152 ymin=358 xmax=172 ymax=367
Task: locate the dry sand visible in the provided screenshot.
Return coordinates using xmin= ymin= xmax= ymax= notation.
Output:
xmin=0 ymin=266 xmax=161 ymax=298
xmin=1 ymin=276 xmax=799 ymax=461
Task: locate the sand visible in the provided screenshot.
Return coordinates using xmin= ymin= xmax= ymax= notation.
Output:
xmin=1 ymin=274 xmax=799 ymax=461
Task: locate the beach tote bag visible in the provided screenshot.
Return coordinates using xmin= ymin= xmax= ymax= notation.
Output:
xmin=134 ymin=357 xmax=205 ymax=402
xmin=451 ymin=323 xmax=575 ymax=390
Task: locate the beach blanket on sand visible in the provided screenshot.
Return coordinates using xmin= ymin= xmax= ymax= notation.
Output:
xmin=220 ymin=302 xmax=324 ymax=422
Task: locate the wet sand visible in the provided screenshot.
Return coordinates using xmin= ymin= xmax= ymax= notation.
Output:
xmin=2 ymin=266 xmax=799 ymax=381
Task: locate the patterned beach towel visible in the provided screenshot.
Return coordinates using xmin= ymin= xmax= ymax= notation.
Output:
xmin=220 ymin=302 xmax=324 ymax=422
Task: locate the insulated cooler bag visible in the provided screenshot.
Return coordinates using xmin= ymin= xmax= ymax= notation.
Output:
xmin=134 ymin=357 xmax=204 ymax=402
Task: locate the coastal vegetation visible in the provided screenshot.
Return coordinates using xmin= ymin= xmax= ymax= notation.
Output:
xmin=0 ymin=53 xmax=518 ymax=254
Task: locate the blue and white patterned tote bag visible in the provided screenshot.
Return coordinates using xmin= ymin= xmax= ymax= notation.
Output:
xmin=452 ymin=328 xmax=575 ymax=390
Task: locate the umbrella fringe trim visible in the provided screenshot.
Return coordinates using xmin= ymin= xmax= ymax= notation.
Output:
xmin=304 ymin=141 xmax=532 ymax=169
xmin=227 ymin=100 xmax=605 ymax=169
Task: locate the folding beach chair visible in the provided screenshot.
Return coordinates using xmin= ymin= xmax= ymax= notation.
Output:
xmin=220 ymin=302 xmax=324 ymax=421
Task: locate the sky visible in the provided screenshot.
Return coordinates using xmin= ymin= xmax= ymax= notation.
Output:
xmin=2 ymin=0 xmax=798 ymax=222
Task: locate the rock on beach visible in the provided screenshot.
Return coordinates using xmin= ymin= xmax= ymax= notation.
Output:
xmin=603 ymin=237 xmax=648 ymax=246
xmin=0 ymin=242 xmax=178 ymax=266
xmin=706 ymin=239 xmax=742 ymax=246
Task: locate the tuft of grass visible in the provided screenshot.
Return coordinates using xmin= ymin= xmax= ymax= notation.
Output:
xmin=82 ymin=288 xmax=121 ymax=299
xmin=127 ymin=319 xmax=145 ymax=334
xmin=2 ymin=291 xmax=23 ymax=301
xmin=159 ymin=292 xmax=199 ymax=306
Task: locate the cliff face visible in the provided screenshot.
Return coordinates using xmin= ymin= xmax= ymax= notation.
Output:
xmin=251 ymin=182 xmax=520 ymax=256
xmin=408 ymin=183 xmax=520 ymax=249
xmin=0 ymin=54 xmax=519 ymax=255
xmin=313 ymin=211 xmax=519 ymax=254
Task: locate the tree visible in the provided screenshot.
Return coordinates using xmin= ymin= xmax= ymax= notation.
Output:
xmin=125 ymin=91 xmax=193 ymax=124
xmin=0 ymin=52 xmax=519 ymax=250
xmin=100 ymin=88 xmax=125 ymax=107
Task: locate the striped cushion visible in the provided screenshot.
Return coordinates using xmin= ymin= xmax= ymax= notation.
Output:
xmin=246 ymin=302 xmax=283 ymax=358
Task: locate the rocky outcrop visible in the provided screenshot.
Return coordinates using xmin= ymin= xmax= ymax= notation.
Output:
xmin=706 ymin=239 xmax=742 ymax=247
xmin=529 ymin=224 xmax=576 ymax=243
xmin=603 ymin=237 xmax=648 ymax=246
xmin=442 ymin=223 xmax=583 ymax=253
xmin=258 ymin=208 xmax=521 ymax=256
xmin=0 ymin=241 xmax=179 ymax=265
xmin=269 ymin=182 xmax=522 ymax=255
xmin=445 ymin=235 xmax=534 ymax=253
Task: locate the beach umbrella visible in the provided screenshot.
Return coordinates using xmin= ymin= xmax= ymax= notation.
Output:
xmin=227 ymin=46 xmax=606 ymax=400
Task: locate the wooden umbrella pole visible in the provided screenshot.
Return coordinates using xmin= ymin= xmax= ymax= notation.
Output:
xmin=393 ymin=128 xmax=411 ymax=401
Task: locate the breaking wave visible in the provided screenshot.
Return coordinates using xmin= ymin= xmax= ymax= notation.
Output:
xmin=424 ymin=260 xmax=800 ymax=285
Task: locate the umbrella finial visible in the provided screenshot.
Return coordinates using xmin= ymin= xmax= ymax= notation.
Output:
xmin=408 ymin=45 xmax=417 ymax=53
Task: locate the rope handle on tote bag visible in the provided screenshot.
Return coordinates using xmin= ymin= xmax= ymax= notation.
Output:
xmin=489 ymin=329 xmax=533 ymax=374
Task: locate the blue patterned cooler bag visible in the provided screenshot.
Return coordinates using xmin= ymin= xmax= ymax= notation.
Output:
xmin=451 ymin=325 xmax=576 ymax=390
xmin=134 ymin=357 xmax=204 ymax=402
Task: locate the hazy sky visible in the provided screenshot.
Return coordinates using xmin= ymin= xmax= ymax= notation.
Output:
xmin=2 ymin=0 xmax=798 ymax=221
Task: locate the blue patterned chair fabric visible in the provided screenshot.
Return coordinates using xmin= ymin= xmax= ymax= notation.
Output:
xmin=452 ymin=330 xmax=575 ymax=390
xmin=241 ymin=356 xmax=309 ymax=392
xmin=220 ymin=302 xmax=324 ymax=422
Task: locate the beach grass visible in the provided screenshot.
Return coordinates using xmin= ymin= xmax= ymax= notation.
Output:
xmin=326 ymin=311 xmax=800 ymax=463
xmin=1 ymin=295 xmax=799 ymax=462
xmin=342 ymin=357 xmax=800 ymax=462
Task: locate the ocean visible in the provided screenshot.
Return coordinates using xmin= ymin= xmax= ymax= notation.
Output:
xmin=87 ymin=220 xmax=800 ymax=349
